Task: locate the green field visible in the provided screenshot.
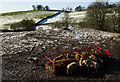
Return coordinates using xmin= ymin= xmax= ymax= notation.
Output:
xmin=0 ymin=10 xmax=54 ymax=16
xmin=0 ymin=10 xmax=57 ymax=29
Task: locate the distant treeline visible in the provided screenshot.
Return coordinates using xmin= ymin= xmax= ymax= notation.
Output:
xmin=32 ymin=3 xmax=118 ymax=12
xmin=32 ymin=5 xmax=50 ymax=10
xmin=62 ymin=5 xmax=86 ymax=12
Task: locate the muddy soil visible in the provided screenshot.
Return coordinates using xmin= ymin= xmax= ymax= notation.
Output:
xmin=1 ymin=28 xmax=120 ymax=81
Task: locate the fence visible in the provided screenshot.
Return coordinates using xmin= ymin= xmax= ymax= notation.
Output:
xmin=45 ymin=46 xmax=109 ymax=73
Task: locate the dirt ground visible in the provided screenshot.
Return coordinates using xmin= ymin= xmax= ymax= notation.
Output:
xmin=1 ymin=28 xmax=120 ymax=81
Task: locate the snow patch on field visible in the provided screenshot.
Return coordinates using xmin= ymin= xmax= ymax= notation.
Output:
xmin=0 ymin=11 xmax=57 ymax=29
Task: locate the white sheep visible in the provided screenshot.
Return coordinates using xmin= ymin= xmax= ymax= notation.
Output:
xmin=89 ymin=55 xmax=104 ymax=66
xmin=67 ymin=62 xmax=79 ymax=75
xmin=79 ymin=57 xmax=100 ymax=72
xmin=89 ymin=60 xmax=100 ymax=72
xmin=53 ymin=54 xmax=63 ymax=62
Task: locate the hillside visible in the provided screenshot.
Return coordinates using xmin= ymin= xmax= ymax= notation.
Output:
xmin=0 ymin=10 xmax=58 ymax=29
xmin=1 ymin=10 xmax=120 ymax=81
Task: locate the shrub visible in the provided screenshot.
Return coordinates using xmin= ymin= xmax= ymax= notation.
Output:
xmin=61 ymin=12 xmax=72 ymax=28
xmin=21 ymin=18 xmax=35 ymax=30
xmin=51 ymin=12 xmax=73 ymax=29
xmin=10 ymin=18 xmax=35 ymax=30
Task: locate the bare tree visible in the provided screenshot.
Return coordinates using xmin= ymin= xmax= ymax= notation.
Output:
xmin=37 ymin=5 xmax=43 ymax=10
xmin=51 ymin=12 xmax=73 ymax=29
xmin=117 ymin=2 xmax=120 ymax=26
xmin=75 ymin=5 xmax=83 ymax=11
xmin=45 ymin=5 xmax=50 ymax=10
xmin=61 ymin=12 xmax=72 ymax=28
xmin=70 ymin=8 xmax=73 ymax=11
xmin=86 ymin=2 xmax=108 ymax=30
xmin=114 ymin=2 xmax=120 ymax=32
xmin=32 ymin=5 xmax=36 ymax=10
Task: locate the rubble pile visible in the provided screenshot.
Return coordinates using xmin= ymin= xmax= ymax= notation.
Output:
xmin=2 ymin=28 xmax=120 ymax=55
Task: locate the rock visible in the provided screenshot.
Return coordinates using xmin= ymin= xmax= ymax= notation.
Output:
xmin=28 ymin=56 xmax=39 ymax=64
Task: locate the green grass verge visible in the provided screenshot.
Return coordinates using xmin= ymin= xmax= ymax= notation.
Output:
xmin=3 ymin=21 xmax=21 ymax=26
xmin=34 ymin=13 xmax=55 ymax=18
xmin=3 ymin=13 xmax=55 ymax=26
xmin=0 ymin=10 xmax=50 ymax=16
xmin=3 ymin=13 xmax=54 ymax=26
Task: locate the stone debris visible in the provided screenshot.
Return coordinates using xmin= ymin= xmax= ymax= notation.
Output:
xmin=1 ymin=28 xmax=120 ymax=55
xmin=28 ymin=56 xmax=39 ymax=64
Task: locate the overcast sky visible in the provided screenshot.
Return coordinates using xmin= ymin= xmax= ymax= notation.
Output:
xmin=0 ymin=0 xmax=120 ymax=13
xmin=0 ymin=0 xmax=119 ymax=2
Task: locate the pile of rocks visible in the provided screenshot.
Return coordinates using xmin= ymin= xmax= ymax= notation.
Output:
xmin=1 ymin=28 xmax=120 ymax=55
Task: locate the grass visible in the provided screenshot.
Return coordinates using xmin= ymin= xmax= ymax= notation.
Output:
xmin=0 ymin=10 xmax=51 ymax=16
xmin=73 ymin=11 xmax=86 ymax=15
xmin=3 ymin=13 xmax=55 ymax=27
xmin=4 ymin=22 xmax=21 ymax=26
xmin=2 ymin=11 xmax=56 ymax=28
xmin=34 ymin=13 xmax=55 ymax=18
xmin=3 ymin=23 xmax=11 ymax=26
